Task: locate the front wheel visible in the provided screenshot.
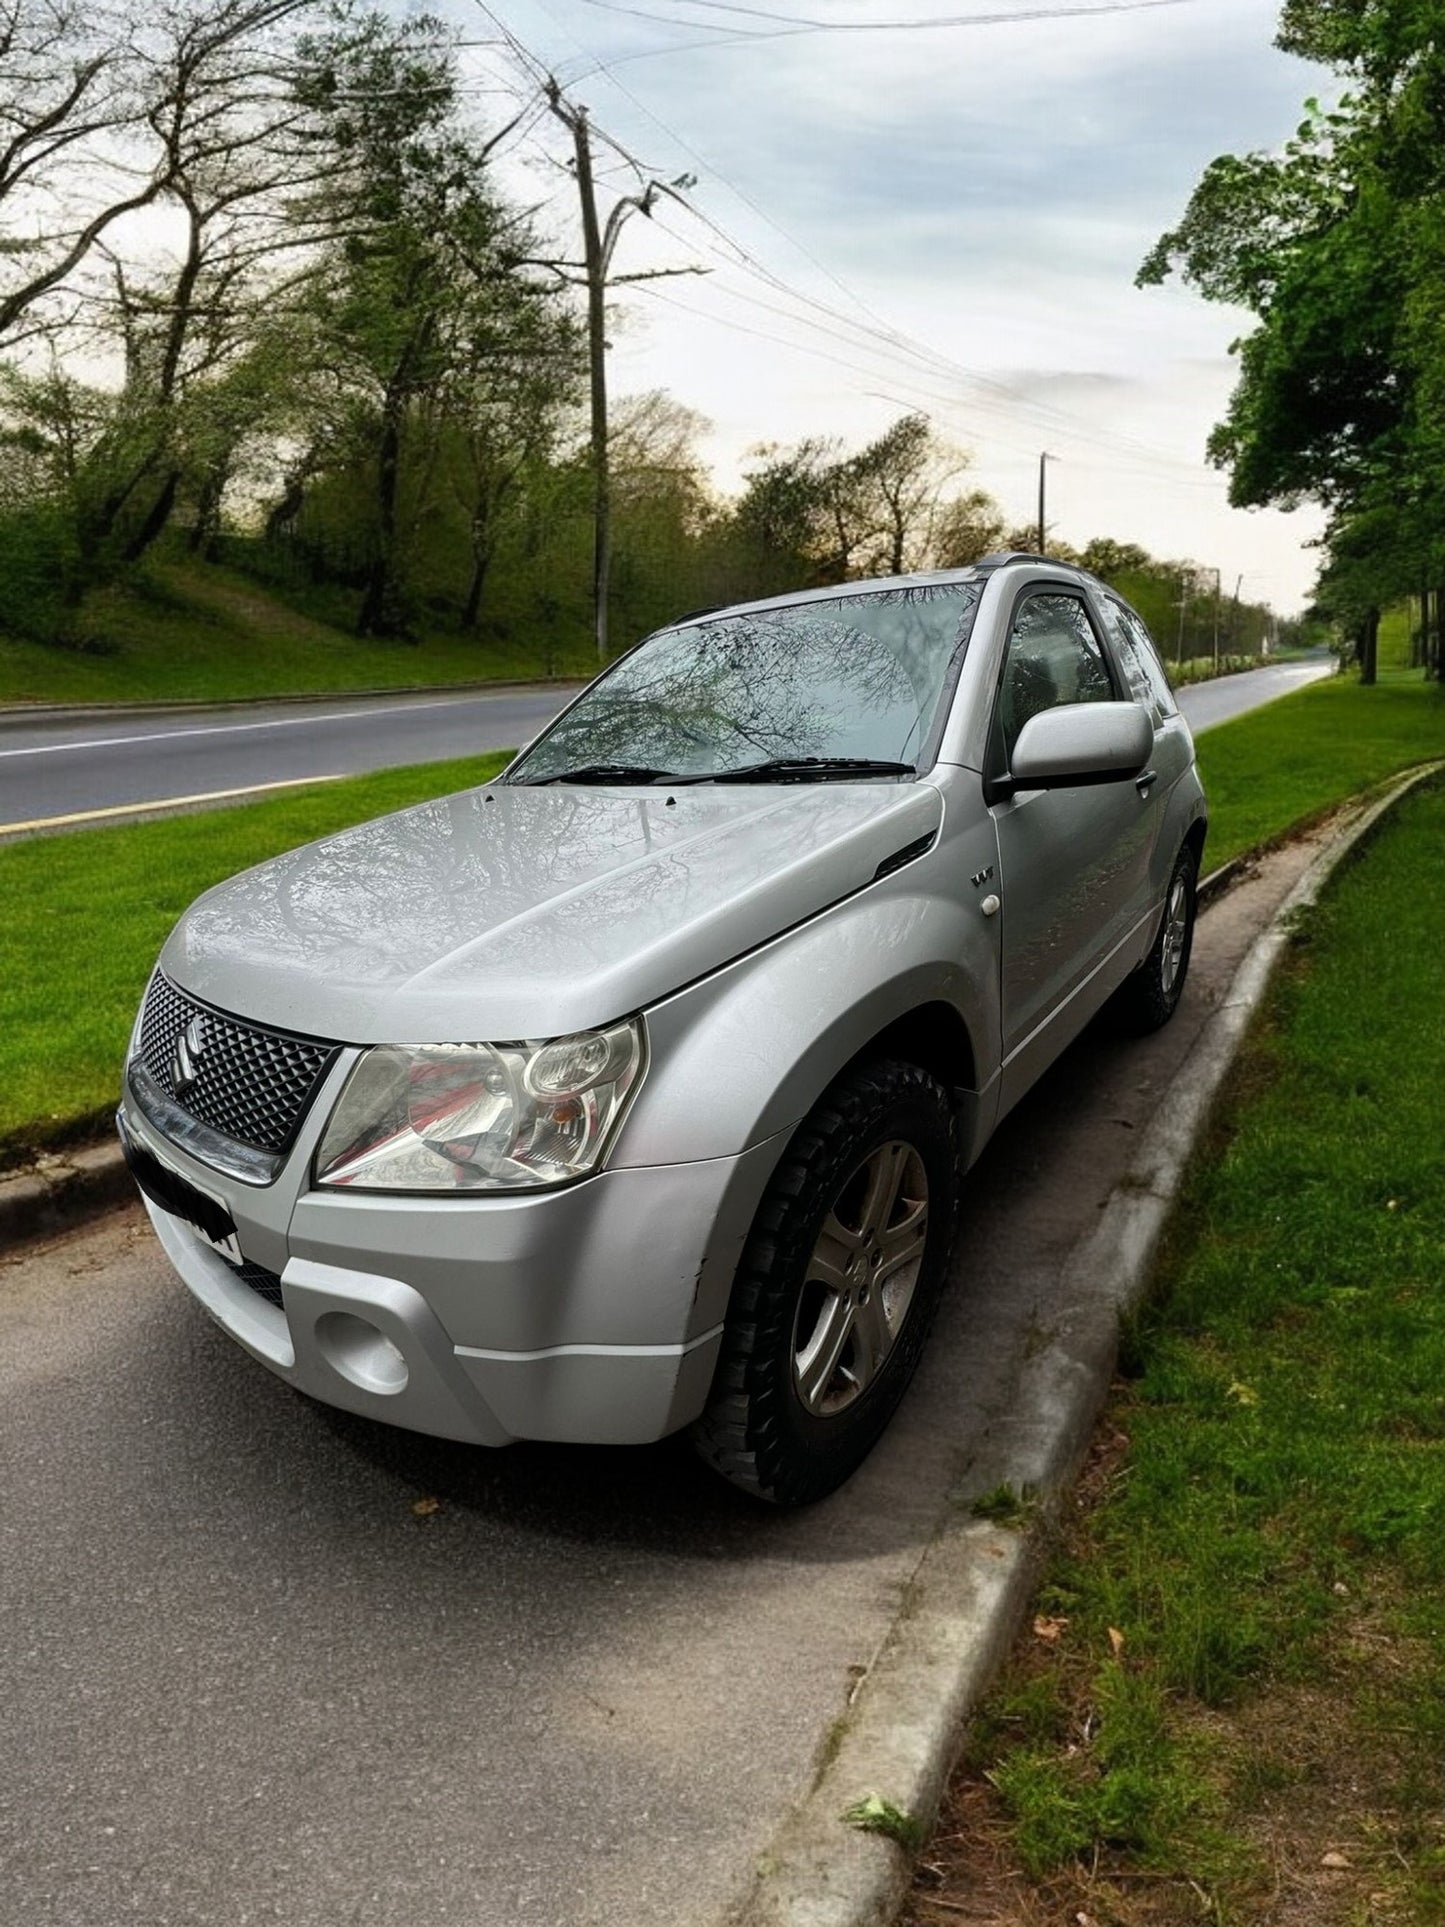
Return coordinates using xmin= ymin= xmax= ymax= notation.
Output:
xmin=692 ymin=1059 xmax=958 ymax=1506
xmin=1110 ymin=843 xmax=1197 ymax=1034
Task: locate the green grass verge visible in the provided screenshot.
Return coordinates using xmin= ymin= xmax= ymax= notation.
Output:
xmin=0 ymin=560 xmax=592 ymax=705
xmin=911 ymin=779 xmax=1445 ymax=1925
xmin=0 ymin=751 xmax=508 ymax=1163
xmin=1194 ymin=671 xmax=1443 ymax=871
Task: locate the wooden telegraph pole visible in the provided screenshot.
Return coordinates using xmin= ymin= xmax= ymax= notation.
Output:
xmin=542 ymin=79 xmax=699 ymax=662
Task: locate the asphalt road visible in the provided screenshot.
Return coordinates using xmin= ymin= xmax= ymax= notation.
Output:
xmin=0 ymin=685 xmax=578 ymax=835
xmin=0 ymin=658 xmax=1333 ymax=838
xmin=1173 ymin=655 xmax=1334 ymax=731
xmin=0 ymin=838 xmax=1327 ymax=1927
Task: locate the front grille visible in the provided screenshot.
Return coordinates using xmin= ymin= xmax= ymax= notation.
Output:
xmin=137 ymin=973 xmax=338 ymax=1156
xmin=228 ymin=1259 xmax=285 ymax=1309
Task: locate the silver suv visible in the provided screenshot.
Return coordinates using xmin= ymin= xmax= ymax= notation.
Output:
xmin=118 ymin=555 xmax=1205 ymax=1504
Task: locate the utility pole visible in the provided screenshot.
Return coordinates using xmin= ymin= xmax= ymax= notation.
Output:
xmin=1036 ymin=451 xmax=1056 ymax=555
xmin=1205 ymin=566 xmax=1222 ymax=672
xmin=542 ymin=77 xmax=699 ymax=662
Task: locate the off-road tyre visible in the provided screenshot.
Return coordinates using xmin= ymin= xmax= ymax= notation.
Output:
xmin=1110 ymin=842 xmax=1198 ymax=1035
xmin=692 ymin=1058 xmax=958 ymax=1507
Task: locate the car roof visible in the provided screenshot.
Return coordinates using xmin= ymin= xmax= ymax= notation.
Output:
xmin=663 ymin=554 xmax=1106 ymax=630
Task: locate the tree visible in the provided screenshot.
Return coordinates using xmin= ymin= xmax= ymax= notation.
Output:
xmin=291 ymin=10 xmax=572 ymax=637
xmin=8 ymin=0 xmax=329 ymax=598
xmin=850 ymin=413 xmax=968 ymax=575
xmin=731 ymin=414 xmax=980 ymax=588
xmin=932 ymin=488 xmax=1008 ymax=567
xmin=0 ymin=0 xmax=170 ymax=343
xmin=1140 ymin=4 xmax=1445 ymax=676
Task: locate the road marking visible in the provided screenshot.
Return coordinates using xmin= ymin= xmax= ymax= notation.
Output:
xmin=0 ymin=773 xmax=348 ymax=836
xmin=0 ymin=691 xmax=525 ymax=759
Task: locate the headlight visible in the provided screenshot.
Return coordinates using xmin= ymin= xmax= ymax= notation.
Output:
xmin=313 ymin=1021 xmax=644 ymax=1192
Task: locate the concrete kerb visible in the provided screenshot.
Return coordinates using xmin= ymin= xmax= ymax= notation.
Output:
xmin=726 ymin=758 xmax=1444 ymax=1927
xmin=0 ymin=1139 xmax=133 ymax=1247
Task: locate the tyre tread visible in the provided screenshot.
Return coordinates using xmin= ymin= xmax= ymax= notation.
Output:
xmin=692 ymin=1058 xmax=957 ymax=1505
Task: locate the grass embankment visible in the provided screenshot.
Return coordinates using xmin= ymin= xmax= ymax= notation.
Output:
xmin=0 ymin=752 xmax=508 ymax=1163
xmin=0 ymin=672 xmax=1438 ymax=1167
xmin=908 ymin=777 xmax=1445 ymax=1926
xmin=1193 ymin=672 xmax=1443 ymax=870
xmin=0 ymin=560 xmax=592 ymax=705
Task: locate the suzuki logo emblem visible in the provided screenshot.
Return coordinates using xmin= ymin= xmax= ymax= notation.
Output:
xmin=173 ymin=1015 xmax=207 ymax=1095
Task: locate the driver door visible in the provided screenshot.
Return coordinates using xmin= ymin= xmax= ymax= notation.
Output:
xmin=988 ymin=589 xmax=1158 ymax=1111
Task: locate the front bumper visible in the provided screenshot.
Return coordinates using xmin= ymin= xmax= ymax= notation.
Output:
xmin=121 ymin=1087 xmax=783 ymax=1449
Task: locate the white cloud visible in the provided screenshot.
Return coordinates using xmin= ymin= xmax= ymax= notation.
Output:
xmin=460 ymin=0 xmax=1332 ymax=608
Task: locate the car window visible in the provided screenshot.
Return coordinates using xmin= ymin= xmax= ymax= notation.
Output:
xmin=508 ymin=582 xmax=981 ymax=782
xmin=994 ymin=591 xmax=1115 ymax=763
xmin=1098 ymin=596 xmax=1178 ymax=720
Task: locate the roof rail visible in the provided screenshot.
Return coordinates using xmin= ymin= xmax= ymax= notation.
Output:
xmin=975 ymin=550 xmax=1064 ymax=570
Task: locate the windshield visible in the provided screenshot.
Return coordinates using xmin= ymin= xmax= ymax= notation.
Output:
xmin=507 ymin=582 xmax=981 ymax=784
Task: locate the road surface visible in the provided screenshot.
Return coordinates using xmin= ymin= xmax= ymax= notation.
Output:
xmin=1174 ymin=656 xmax=1334 ymax=732
xmin=0 ymin=837 xmax=1333 ymax=1927
xmin=0 ymin=658 xmax=1334 ymax=838
xmin=0 ymin=685 xmax=578 ymax=836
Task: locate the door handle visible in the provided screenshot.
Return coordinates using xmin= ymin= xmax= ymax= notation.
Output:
xmin=1135 ymin=768 xmax=1158 ymax=795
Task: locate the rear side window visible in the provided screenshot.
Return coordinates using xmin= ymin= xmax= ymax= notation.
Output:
xmin=1099 ymin=597 xmax=1178 ymax=719
xmin=994 ymin=591 xmax=1115 ymax=762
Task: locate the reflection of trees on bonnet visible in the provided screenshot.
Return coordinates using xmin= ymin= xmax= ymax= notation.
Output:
xmin=187 ymin=788 xmax=684 ymax=970
xmin=513 ymin=582 xmax=981 ymax=780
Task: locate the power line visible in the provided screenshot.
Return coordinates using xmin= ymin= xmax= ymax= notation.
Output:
xmin=576 ymin=0 xmax=1200 ymax=43
xmin=462 ymin=2 xmax=1234 ymax=492
xmin=490 ymin=2 xmax=1223 ymax=477
xmin=632 ymin=280 xmax=1229 ymax=496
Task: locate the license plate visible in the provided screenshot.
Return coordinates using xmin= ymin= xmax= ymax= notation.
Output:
xmin=118 ymin=1114 xmax=243 ymax=1264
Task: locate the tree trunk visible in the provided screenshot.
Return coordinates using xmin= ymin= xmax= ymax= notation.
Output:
xmin=461 ymin=532 xmax=493 ymax=632
xmin=265 ymin=471 xmax=307 ymax=542
xmin=358 ymin=402 xmax=405 ymax=638
xmin=1358 ymin=604 xmax=1379 ymax=686
xmin=122 ymin=468 xmax=182 ymax=564
xmin=188 ymin=462 xmax=229 ymax=557
xmin=572 ymin=109 xmax=611 ymax=662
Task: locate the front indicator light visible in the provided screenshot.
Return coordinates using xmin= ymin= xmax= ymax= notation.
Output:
xmin=313 ymin=1021 xmax=644 ymax=1192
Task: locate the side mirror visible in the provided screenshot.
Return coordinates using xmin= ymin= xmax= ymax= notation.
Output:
xmin=1003 ymin=701 xmax=1154 ymax=796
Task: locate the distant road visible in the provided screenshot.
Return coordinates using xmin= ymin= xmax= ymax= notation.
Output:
xmin=0 ymin=685 xmax=580 ymax=837
xmin=1175 ymin=656 xmax=1335 ymax=733
xmin=0 ymin=656 xmax=1335 ymax=839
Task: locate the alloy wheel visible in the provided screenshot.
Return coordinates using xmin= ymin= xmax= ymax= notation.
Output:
xmin=791 ymin=1139 xmax=929 ymax=1418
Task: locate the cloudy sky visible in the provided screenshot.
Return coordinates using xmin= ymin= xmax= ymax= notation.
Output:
xmin=446 ymin=0 xmax=1331 ymax=612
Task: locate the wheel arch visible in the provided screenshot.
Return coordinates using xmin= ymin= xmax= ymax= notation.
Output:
xmin=611 ymin=890 xmax=997 ymax=1176
xmin=1182 ymin=813 xmax=1207 ymax=873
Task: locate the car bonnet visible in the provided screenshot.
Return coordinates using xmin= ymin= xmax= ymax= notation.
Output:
xmin=160 ymin=779 xmax=944 ymax=1043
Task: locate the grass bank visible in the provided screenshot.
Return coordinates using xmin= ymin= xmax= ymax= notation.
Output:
xmin=1193 ymin=671 xmax=1443 ymax=870
xmin=0 ymin=751 xmax=508 ymax=1163
xmin=0 ymin=560 xmax=592 ymax=706
xmin=908 ymin=775 xmax=1445 ymax=1926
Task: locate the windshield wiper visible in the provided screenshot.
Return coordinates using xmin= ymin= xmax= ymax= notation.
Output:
xmin=675 ymin=757 xmax=917 ymax=785
xmin=525 ymin=762 xmax=678 ymax=786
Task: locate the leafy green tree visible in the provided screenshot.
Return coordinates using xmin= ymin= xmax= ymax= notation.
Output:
xmin=732 ymin=414 xmax=985 ymax=586
xmin=1140 ymin=3 xmax=1445 ymax=680
xmin=289 ymin=9 xmax=574 ymax=637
